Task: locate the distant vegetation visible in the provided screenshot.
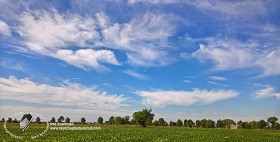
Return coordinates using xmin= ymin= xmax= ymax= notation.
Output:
xmin=1 ymin=109 xmax=279 ymax=130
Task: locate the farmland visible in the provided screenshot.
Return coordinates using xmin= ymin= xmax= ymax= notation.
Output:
xmin=1 ymin=123 xmax=280 ymax=142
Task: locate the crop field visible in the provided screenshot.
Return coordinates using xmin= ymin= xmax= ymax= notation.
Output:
xmin=1 ymin=123 xmax=280 ymax=142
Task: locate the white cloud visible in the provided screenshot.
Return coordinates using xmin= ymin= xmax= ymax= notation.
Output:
xmin=137 ymin=89 xmax=238 ymax=107
xmin=0 ymin=76 xmax=128 ymax=110
xmin=0 ymin=20 xmax=11 ymax=36
xmin=128 ymin=0 xmax=179 ymax=5
xmin=254 ymin=85 xmax=280 ymax=99
xmin=186 ymin=0 xmax=268 ymax=18
xmin=123 ymin=70 xmax=149 ymax=80
xmin=183 ymin=80 xmax=192 ymax=83
xmin=209 ymin=75 xmax=226 ymax=81
xmin=16 ymin=10 xmax=120 ymax=71
xmin=0 ymin=105 xmax=133 ymax=122
xmin=192 ymin=38 xmax=280 ymax=77
xmin=14 ymin=10 xmax=175 ymax=69
xmin=56 ymin=49 xmax=120 ymax=71
xmin=100 ymin=12 xmax=175 ymax=66
xmin=128 ymin=0 xmax=270 ymax=18
xmin=256 ymin=49 xmax=280 ymax=77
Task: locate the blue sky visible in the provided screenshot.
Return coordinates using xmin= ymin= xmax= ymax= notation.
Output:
xmin=0 ymin=0 xmax=279 ymax=122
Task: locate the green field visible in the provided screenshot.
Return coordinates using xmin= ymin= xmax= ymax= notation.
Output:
xmin=1 ymin=123 xmax=280 ymax=142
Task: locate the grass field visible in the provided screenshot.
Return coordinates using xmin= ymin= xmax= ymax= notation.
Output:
xmin=1 ymin=123 xmax=280 ymax=142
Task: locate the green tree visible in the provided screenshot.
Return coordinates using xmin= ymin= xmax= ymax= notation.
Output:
xmin=58 ymin=116 xmax=64 ymax=123
xmin=65 ymin=117 xmax=70 ymax=123
xmin=206 ymin=119 xmax=215 ymax=128
xmin=177 ymin=119 xmax=183 ymax=127
xmin=109 ymin=116 xmax=115 ymax=124
xmin=98 ymin=117 xmax=103 ymax=124
xmin=115 ymin=116 xmax=124 ymax=125
xmin=201 ymin=119 xmax=207 ymax=128
xmin=267 ymin=117 xmax=278 ymax=129
xmin=50 ymin=117 xmax=56 ymax=123
xmin=187 ymin=119 xmax=194 ymax=127
xmin=250 ymin=121 xmax=260 ymax=129
xmin=21 ymin=113 xmax=32 ymax=121
xmin=124 ymin=116 xmax=130 ymax=124
xmin=2 ymin=118 xmax=5 ymax=122
xmin=131 ymin=119 xmax=136 ymax=125
xmin=133 ymin=109 xmax=154 ymax=127
xmin=158 ymin=118 xmax=165 ymax=126
xmin=196 ymin=120 xmax=201 ymax=127
xmin=7 ymin=117 xmax=12 ymax=123
xmin=153 ymin=120 xmax=159 ymax=126
xmin=81 ymin=117 xmax=86 ymax=124
xmin=275 ymin=122 xmax=280 ymax=130
xmin=222 ymin=119 xmax=236 ymax=128
xmin=184 ymin=119 xmax=188 ymax=127
xmin=259 ymin=119 xmax=267 ymax=129
xmin=216 ymin=119 xmax=223 ymax=128
xmin=36 ymin=117 xmax=41 ymax=124
xmin=237 ymin=120 xmax=245 ymax=129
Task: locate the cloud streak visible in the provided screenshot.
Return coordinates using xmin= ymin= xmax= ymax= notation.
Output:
xmin=0 ymin=76 xmax=128 ymax=110
xmin=192 ymin=38 xmax=280 ymax=77
xmin=0 ymin=20 xmax=11 ymax=36
xmin=209 ymin=75 xmax=227 ymax=81
xmin=137 ymin=89 xmax=238 ymax=107
xmin=254 ymin=84 xmax=280 ymax=99
xmin=123 ymin=70 xmax=149 ymax=80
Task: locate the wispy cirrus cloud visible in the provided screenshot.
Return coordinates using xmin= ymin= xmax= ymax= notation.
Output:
xmin=128 ymin=0 xmax=272 ymax=18
xmin=6 ymin=9 xmax=176 ymax=70
xmin=209 ymin=75 xmax=226 ymax=81
xmin=0 ymin=76 xmax=128 ymax=110
xmin=123 ymin=70 xmax=149 ymax=80
xmin=192 ymin=38 xmax=280 ymax=77
xmin=137 ymin=89 xmax=238 ymax=107
xmin=0 ymin=20 xmax=11 ymax=36
xmin=254 ymin=84 xmax=280 ymax=99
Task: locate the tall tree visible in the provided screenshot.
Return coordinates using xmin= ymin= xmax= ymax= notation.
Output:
xmin=81 ymin=117 xmax=86 ymax=124
xmin=187 ymin=119 xmax=194 ymax=127
xmin=158 ymin=118 xmax=165 ymax=126
xmin=250 ymin=121 xmax=260 ymax=129
xmin=222 ymin=119 xmax=236 ymax=128
xmin=153 ymin=120 xmax=159 ymax=126
xmin=132 ymin=109 xmax=154 ymax=127
xmin=50 ymin=117 xmax=56 ymax=123
xmin=36 ymin=117 xmax=41 ymax=124
xmin=184 ymin=119 xmax=188 ymax=127
xmin=98 ymin=117 xmax=103 ymax=124
xmin=124 ymin=116 xmax=130 ymax=124
xmin=58 ymin=116 xmax=64 ymax=123
xmin=267 ymin=117 xmax=278 ymax=129
xmin=201 ymin=119 xmax=207 ymax=128
xmin=7 ymin=117 xmax=12 ymax=123
xmin=206 ymin=119 xmax=215 ymax=128
xmin=2 ymin=118 xmax=5 ymax=122
xmin=65 ymin=117 xmax=70 ymax=123
xmin=216 ymin=119 xmax=223 ymax=128
xmin=114 ymin=116 xmax=124 ymax=125
xmin=177 ymin=119 xmax=183 ymax=127
xmin=109 ymin=116 xmax=115 ymax=124
xmin=237 ymin=120 xmax=245 ymax=129
xmin=259 ymin=119 xmax=267 ymax=129
xmin=196 ymin=120 xmax=201 ymax=127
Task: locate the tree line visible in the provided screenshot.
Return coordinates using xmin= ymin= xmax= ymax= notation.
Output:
xmin=1 ymin=109 xmax=279 ymax=130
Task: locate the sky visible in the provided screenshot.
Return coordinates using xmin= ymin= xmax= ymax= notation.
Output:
xmin=0 ymin=0 xmax=279 ymax=122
